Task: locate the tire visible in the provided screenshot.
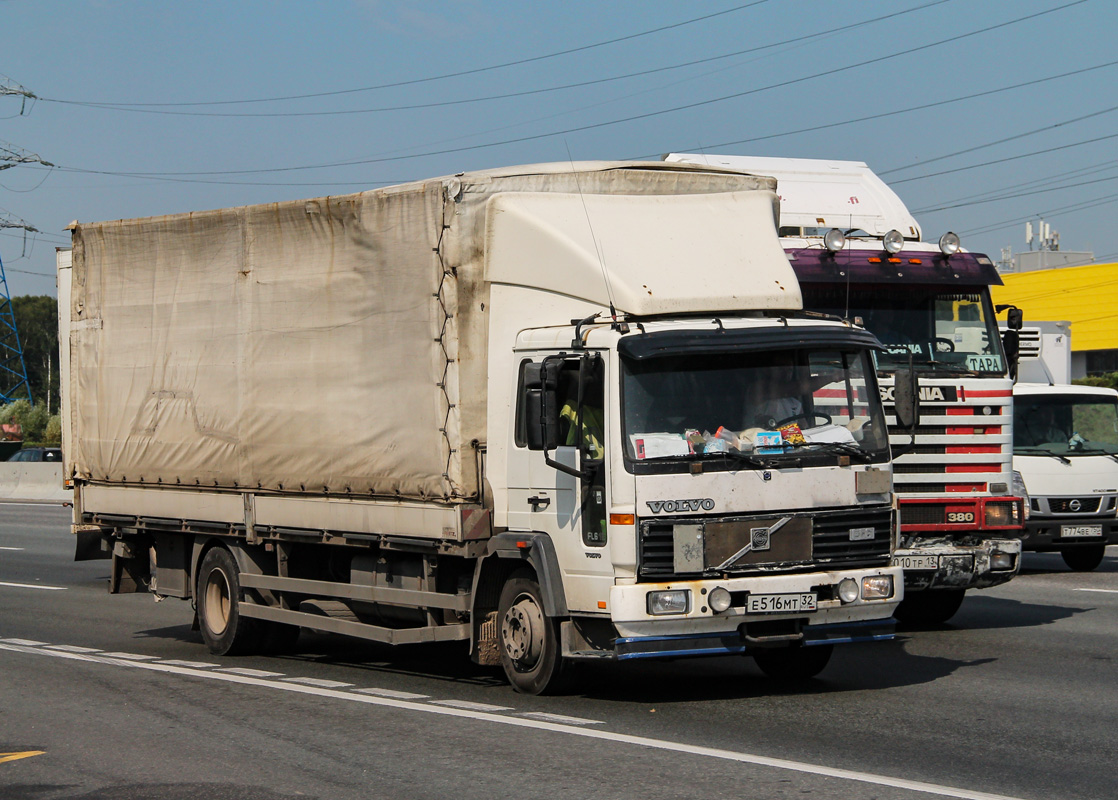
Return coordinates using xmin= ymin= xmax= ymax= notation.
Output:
xmin=1061 ymin=544 xmax=1106 ymax=572
xmin=753 ymin=644 xmax=833 ymax=681
xmin=893 ymin=588 xmax=966 ymax=626
xmin=497 ymin=573 xmax=565 ymax=695
xmin=196 ymin=546 xmax=264 ymax=656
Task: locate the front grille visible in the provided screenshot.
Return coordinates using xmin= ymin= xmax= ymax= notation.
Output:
xmin=894 ymin=464 xmax=947 ymax=474
xmin=900 ymin=505 xmax=946 ymax=526
xmin=638 ymin=506 xmax=892 ymax=581
xmin=1049 ymin=497 xmax=1102 ymax=513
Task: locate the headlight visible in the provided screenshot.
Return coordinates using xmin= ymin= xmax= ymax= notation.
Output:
xmin=990 ymin=551 xmax=1017 ymax=571
xmin=647 ymin=589 xmax=690 ymax=616
xmin=883 ymin=229 xmax=905 ymax=254
xmin=838 ymin=577 xmax=860 ymax=603
xmin=824 ymin=228 xmax=846 ymax=253
xmin=985 ymin=501 xmax=1020 ymax=527
xmin=862 ymin=574 xmax=895 ymax=600
xmin=708 ymin=586 xmax=732 ymax=614
xmin=938 ymin=231 xmax=961 ymax=256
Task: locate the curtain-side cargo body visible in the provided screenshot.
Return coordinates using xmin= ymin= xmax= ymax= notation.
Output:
xmin=61 ymin=161 xmax=903 ymax=693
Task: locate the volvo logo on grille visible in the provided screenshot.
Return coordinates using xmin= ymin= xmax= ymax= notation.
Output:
xmin=645 ymin=498 xmax=716 ymax=514
xmin=1069 ymin=499 xmax=1082 ymax=512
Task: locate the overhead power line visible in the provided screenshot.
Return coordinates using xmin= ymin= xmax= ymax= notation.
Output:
xmin=36 ymin=1 xmax=772 ymax=109
xmin=36 ymin=1 xmax=950 ymax=118
xmin=44 ymin=0 xmax=1087 ymax=181
xmin=649 ymin=57 xmax=1118 ymax=159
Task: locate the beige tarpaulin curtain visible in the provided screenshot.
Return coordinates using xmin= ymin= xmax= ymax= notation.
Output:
xmin=68 ymin=162 xmax=776 ymax=504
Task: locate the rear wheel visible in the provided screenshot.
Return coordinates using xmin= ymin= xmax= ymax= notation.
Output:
xmin=497 ymin=573 xmax=565 ymax=695
xmin=893 ymin=588 xmax=966 ymax=626
xmin=753 ymin=644 xmax=833 ymax=681
xmin=196 ymin=546 xmax=264 ymax=655
xmin=1061 ymin=544 xmax=1106 ymax=572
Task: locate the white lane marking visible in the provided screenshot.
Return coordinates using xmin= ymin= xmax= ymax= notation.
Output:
xmin=100 ymin=652 xmax=159 ymax=661
xmin=355 ymin=687 xmax=429 ymax=700
xmin=44 ymin=645 xmax=102 ymax=654
xmin=217 ymin=667 xmax=284 ymax=678
xmin=0 ymin=638 xmax=47 ymax=646
xmin=429 ymin=699 xmax=513 ymax=713
xmin=519 ymin=711 xmax=603 ymax=726
xmin=1075 ymin=588 xmax=1118 ymax=594
xmin=0 ymin=546 xmax=25 ymax=551
xmin=282 ymin=677 xmax=354 ymax=689
xmin=0 ymin=640 xmax=1027 ymax=800
xmin=0 ymin=581 xmax=67 ymax=591
xmin=157 ymin=659 xmax=217 ymax=669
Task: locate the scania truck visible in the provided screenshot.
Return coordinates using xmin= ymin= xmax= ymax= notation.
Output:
xmin=668 ymin=154 xmax=1025 ymax=624
xmin=60 ymin=161 xmax=905 ymax=693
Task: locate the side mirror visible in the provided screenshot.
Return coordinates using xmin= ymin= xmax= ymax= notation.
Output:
xmin=523 ymin=361 xmax=560 ymax=451
xmin=1007 ymin=307 xmax=1023 ymax=331
xmin=1002 ymin=329 xmax=1020 ymax=381
xmin=893 ymin=365 xmax=920 ymax=432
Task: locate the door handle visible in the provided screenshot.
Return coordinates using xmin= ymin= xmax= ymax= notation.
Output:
xmin=528 ymin=495 xmax=551 ymax=511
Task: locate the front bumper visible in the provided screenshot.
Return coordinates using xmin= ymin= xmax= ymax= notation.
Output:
xmin=894 ymin=537 xmax=1021 ymax=592
xmin=607 ymin=566 xmax=901 ymax=660
xmin=1020 ymin=517 xmax=1118 ymax=551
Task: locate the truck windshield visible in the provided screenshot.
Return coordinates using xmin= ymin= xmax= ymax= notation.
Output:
xmin=1014 ymin=394 xmax=1118 ymax=457
xmin=621 ymin=347 xmax=890 ymax=469
xmin=800 ymin=284 xmax=1005 ymax=376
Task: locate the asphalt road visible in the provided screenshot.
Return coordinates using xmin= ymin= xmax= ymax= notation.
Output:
xmin=1 ymin=503 xmax=1115 ymax=800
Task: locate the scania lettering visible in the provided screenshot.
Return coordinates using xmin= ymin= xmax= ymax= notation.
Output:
xmin=666 ymin=154 xmax=1025 ymax=624
xmin=59 ymin=161 xmax=903 ymax=695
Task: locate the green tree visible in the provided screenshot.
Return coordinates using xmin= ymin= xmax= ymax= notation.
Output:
xmin=1074 ymin=372 xmax=1118 ymax=391
xmin=11 ymin=295 xmax=59 ymax=411
xmin=0 ymin=398 xmax=49 ymax=442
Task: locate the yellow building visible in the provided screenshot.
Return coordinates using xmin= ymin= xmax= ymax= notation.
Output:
xmin=991 ymin=261 xmax=1118 ymax=377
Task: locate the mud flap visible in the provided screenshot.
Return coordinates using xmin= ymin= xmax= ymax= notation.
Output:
xmin=73 ymin=525 xmax=110 ymax=562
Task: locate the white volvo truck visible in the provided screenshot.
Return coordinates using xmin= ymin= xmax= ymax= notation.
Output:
xmin=667 ymin=154 xmax=1025 ymax=624
xmin=59 ymin=161 xmax=905 ymax=694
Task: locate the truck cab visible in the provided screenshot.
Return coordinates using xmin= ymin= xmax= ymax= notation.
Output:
xmin=665 ymin=154 xmax=1025 ymax=624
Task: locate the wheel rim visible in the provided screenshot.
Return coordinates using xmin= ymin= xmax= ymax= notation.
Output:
xmin=203 ymin=567 xmax=232 ymax=637
xmin=501 ymin=592 xmax=544 ymax=667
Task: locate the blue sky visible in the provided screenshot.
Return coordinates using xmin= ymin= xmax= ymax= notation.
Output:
xmin=2 ymin=0 xmax=1116 ymax=297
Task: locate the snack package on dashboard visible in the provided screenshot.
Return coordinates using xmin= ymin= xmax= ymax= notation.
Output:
xmin=779 ymin=423 xmax=805 ymax=446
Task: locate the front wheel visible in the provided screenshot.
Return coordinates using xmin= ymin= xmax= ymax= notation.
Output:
xmin=893 ymin=588 xmax=966 ymax=626
xmin=497 ymin=573 xmax=565 ymax=695
xmin=196 ymin=546 xmax=264 ymax=656
xmin=1061 ymin=544 xmax=1106 ymax=572
xmin=753 ymin=644 xmax=833 ymax=681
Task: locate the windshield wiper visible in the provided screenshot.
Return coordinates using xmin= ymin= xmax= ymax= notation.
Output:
xmin=793 ymin=439 xmax=875 ymax=463
xmin=1064 ymin=446 xmax=1118 ymax=462
xmin=708 ymin=449 xmax=786 ymax=469
xmin=1017 ymin=447 xmax=1071 ymax=464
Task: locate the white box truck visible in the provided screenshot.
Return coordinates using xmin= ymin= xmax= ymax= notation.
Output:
xmin=666 ymin=154 xmax=1025 ymax=624
xmin=60 ymin=161 xmax=905 ymax=693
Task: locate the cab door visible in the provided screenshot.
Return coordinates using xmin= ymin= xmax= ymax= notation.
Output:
xmin=506 ymin=353 xmax=611 ymax=612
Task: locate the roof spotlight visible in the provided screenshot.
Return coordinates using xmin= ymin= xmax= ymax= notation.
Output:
xmin=883 ymin=230 xmax=905 ymax=254
xmin=939 ymin=231 xmax=961 ymax=256
xmin=823 ymin=228 xmax=846 ymax=253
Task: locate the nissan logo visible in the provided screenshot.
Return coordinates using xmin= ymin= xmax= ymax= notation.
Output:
xmin=1069 ymin=499 xmax=1082 ymax=512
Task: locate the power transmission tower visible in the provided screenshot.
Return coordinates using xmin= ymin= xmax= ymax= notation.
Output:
xmin=0 ymin=251 xmax=32 ymax=405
